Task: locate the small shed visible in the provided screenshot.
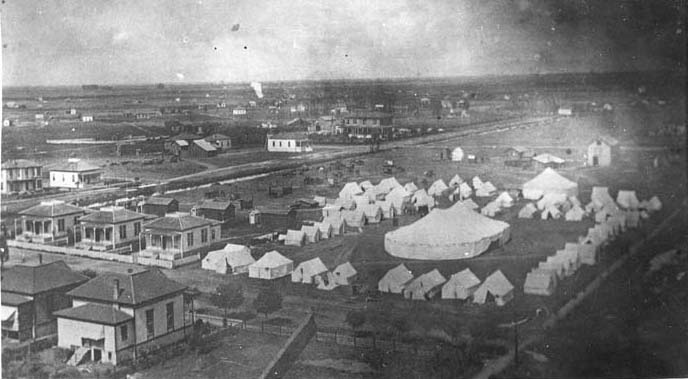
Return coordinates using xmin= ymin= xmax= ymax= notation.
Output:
xmin=587 ymin=136 xmax=618 ymax=167
xmin=141 ymin=197 xmax=179 ymax=217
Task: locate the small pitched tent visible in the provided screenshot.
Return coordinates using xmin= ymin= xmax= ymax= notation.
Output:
xmin=322 ymin=204 xmax=342 ymax=218
xmin=315 ymin=271 xmax=338 ymax=291
xmin=590 ymin=187 xmax=617 ymax=211
xmin=339 ymin=182 xmax=363 ymax=201
xmin=646 ymin=196 xmax=662 ymax=212
xmin=361 ymin=203 xmax=383 ymax=224
xmin=476 ymin=181 xmax=497 ymax=197
xmin=316 ymin=222 xmax=333 ymax=239
xmin=441 ymin=268 xmax=481 ymax=300
xmin=359 ymin=180 xmax=374 ymax=191
xmin=458 ymin=182 xmax=473 ymax=200
xmin=523 ymin=268 xmax=557 ymax=296
xmin=616 ymin=190 xmax=640 ymax=209
xmin=291 ymin=257 xmax=328 ymax=284
xmin=428 ymin=179 xmax=449 ymax=197
xmin=285 ymin=229 xmax=306 ymax=246
xmin=481 ymin=201 xmax=501 ymax=217
xmin=375 ymin=200 xmax=395 ymax=219
xmin=577 ymin=239 xmax=599 ymax=265
xmin=402 ymin=269 xmax=446 ymax=300
xmin=522 ymin=168 xmax=578 ymax=200
xmin=565 ymin=205 xmax=585 ymax=221
xmin=472 ymin=176 xmax=484 ymax=190
xmin=334 ymin=198 xmax=356 ymax=211
xmin=411 ymin=189 xmax=435 ymax=210
xmin=518 ymin=203 xmax=538 ymax=219
xmin=341 ymin=210 xmax=366 ymax=228
xmin=352 ymin=194 xmax=371 ymax=209
xmin=541 ymin=205 xmax=562 ymax=220
xmin=323 ymin=215 xmax=346 ymax=236
xmin=386 ymin=187 xmax=411 ymax=214
xmin=300 ymin=225 xmax=321 ymax=244
xmin=457 ymin=198 xmax=480 ymax=210
xmin=539 ymin=259 xmax=565 ymax=280
xmin=536 ymin=192 xmax=568 ymax=211
xmin=202 ymin=244 xmax=255 ymax=275
xmin=494 ymin=192 xmax=514 ymax=208
xmin=249 ymin=251 xmax=294 ymax=279
xmin=377 ymin=177 xmax=403 ymax=193
xmin=403 ymin=182 xmax=419 ymax=194
xmin=333 ymin=262 xmax=357 ymax=286
xmin=448 ymin=174 xmax=464 ymax=187
xmin=473 ymin=270 xmax=514 ymax=306
xmin=451 ymin=147 xmax=465 ymax=161
xmin=378 ymin=264 xmax=414 ymax=294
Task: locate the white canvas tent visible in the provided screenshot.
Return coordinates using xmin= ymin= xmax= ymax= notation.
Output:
xmin=541 ymin=205 xmax=562 ymax=220
xmin=341 ymin=210 xmax=366 ymax=228
xmin=333 ymin=262 xmax=357 ymax=286
xmin=457 ymin=198 xmax=479 ymax=210
xmin=481 ymin=201 xmax=501 ymax=217
xmin=285 ymin=229 xmax=306 ymax=246
xmin=522 ymin=168 xmax=578 ymax=200
xmin=315 ymin=271 xmax=338 ymax=291
xmin=316 ymin=222 xmax=333 ymax=239
xmin=386 ymin=187 xmax=411 ymax=214
xmin=402 ymin=269 xmax=447 ymax=300
xmin=249 ymin=250 xmax=294 ymax=280
xmin=538 ymin=259 xmax=565 ymax=280
xmin=441 ymin=268 xmax=481 ymax=300
xmin=625 ymin=210 xmax=640 ymax=228
xmin=473 ymin=270 xmax=514 ymax=306
xmin=646 ymin=196 xmax=662 ymax=212
xmin=385 ymin=202 xmax=511 ymax=260
xmin=451 ymin=147 xmax=465 ymax=161
xmin=291 ymin=257 xmax=328 ymax=284
xmin=352 ymin=194 xmax=371 ymax=209
xmin=494 ymin=192 xmax=514 ymax=208
xmin=476 ymin=181 xmax=497 ymax=197
xmin=565 ymin=205 xmax=585 ymax=221
xmin=377 ymin=177 xmax=403 ymax=193
xmin=378 ymin=264 xmax=414 ymax=293
xmin=518 ymin=203 xmax=538 ymax=218
xmin=448 ymin=174 xmax=464 ymax=187
xmin=403 ymin=182 xmax=418 ymax=194
xmin=523 ymin=268 xmax=557 ymax=296
xmin=323 ymin=215 xmax=346 ymax=236
xmin=616 ymin=190 xmax=640 ymax=209
xmin=428 ymin=179 xmax=449 ymax=197
xmin=339 ymin=182 xmax=363 ymax=201
xmin=411 ymin=189 xmax=436 ymax=210
xmin=459 ymin=182 xmax=473 ymax=200
xmin=375 ymin=200 xmax=395 ymax=219
xmin=202 ymin=244 xmax=255 ymax=275
xmin=361 ymin=203 xmax=383 ymax=224
xmin=359 ymin=180 xmax=374 ymax=191
xmin=301 ymin=225 xmax=321 ymax=243
xmin=537 ymin=193 xmax=567 ymax=210
xmin=472 ymin=176 xmax=484 ymax=190
xmin=589 ymin=187 xmax=617 ymax=212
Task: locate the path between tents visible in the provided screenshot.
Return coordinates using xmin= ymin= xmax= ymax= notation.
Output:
xmin=470 ymin=200 xmax=687 ymax=379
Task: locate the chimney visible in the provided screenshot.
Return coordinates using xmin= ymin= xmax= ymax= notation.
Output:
xmin=113 ymin=279 xmax=120 ymax=301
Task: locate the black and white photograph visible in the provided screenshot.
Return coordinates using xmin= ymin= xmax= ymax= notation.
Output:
xmin=0 ymin=1 xmax=686 ymax=378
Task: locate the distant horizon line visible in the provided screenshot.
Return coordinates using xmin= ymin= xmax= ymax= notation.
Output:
xmin=2 ymin=68 xmax=682 ymax=90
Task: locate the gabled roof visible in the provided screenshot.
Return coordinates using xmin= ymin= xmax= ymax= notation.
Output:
xmin=79 ymin=207 xmax=146 ymax=224
xmin=2 ymin=159 xmax=41 ymax=169
xmin=446 ymin=268 xmax=481 ymax=289
xmin=1 ymin=292 xmax=33 ymax=306
xmin=144 ymin=213 xmax=215 ymax=231
xmin=144 ymin=197 xmax=177 ymax=206
xmin=193 ymin=139 xmax=218 ymax=152
xmin=19 ymin=200 xmax=86 ymax=217
xmin=405 ymin=269 xmax=446 ymax=291
xmin=204 ymin=244 xmax=255 ymax=268
xmin=333 ymin=262 xmax=357 ymax=278
xmin=2 ymin=261 xmax=88 ymax=295
xmin=198 ymin=200 xmax=234 ymax=211
xmin=53 ymin=160 xmax=101 ymax=172
xmin=204 ymin=133 xmax=231 ymax=142
xmin=67 ymin=268 xmax=186 ymax=306
xmin=252 ymin=250 xmax=293 ymax=268
xmin=480 ymin=270 xmax=514 ymax=296
xmin=380 ymin=264 xmax=413 ymax=286
xmin=54 ymin=303 xmax=133 ymax=326
xmin=294 ymin=257 xmax=328 ymax=277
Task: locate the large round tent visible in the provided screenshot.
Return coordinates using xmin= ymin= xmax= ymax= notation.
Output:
xmin=522 ymin=168 xmax=578 ymax=200
xmin=384 ymin=202 xmax=511 ymax=260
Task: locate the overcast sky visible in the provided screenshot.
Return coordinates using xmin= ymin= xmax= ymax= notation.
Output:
xmin=2 ymin=0 xmax=685 ymax=86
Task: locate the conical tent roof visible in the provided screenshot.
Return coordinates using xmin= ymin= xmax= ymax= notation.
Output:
xmin=479 ymin=270 xmax=514 ymax=297
xmin=495 ymin=192 xmax=514 ymax=207
xmin=252 ymin=250 xmax=293 ymax=268
xmin=385 ymin=202 xmax=510 ymax=260
xmin=339 ymin=182 xmax=363 ymax=200
xmin=447 ymin=268 xmax=481 ymax=289
xmin=377 ymin=177 xmax=402 ymax=193
xmin=522 ymin=168 xmax=578 ymax=200
xmin=428 ymin=179 xmax=449 ymax=197
xmin=449 ymin=174 xmax=464 ymax=187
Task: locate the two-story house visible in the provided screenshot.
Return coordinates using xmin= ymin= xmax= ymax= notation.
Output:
xmin=54 ymin=268 xmax=188 ymax=365
xmin=76 ymin=206 xmax=148 ymax=252
xmin=1 ymin=261 xmax=88 ymax=341
xmin=50 ymin=159 xmax=102 ymax=189
xmin=342 ymin=111 xmax=393 ymax=139
xmin=139 ymin=213 xmax=220 ymax=262
xmin=1 ymin=159 xmax=43 ymax=194
xmin=19 ymin=200 xmax=87 ymax=245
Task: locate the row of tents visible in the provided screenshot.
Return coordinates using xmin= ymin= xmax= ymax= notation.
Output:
xmin=524 ymin=192 xmax=663 ymax=296
xmin=377 ymin=264 xmax=515 ymax=306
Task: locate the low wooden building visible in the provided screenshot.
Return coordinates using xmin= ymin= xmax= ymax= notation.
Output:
xmin=140 ymin=197 xmax=179 ymax=217
xmin=587 ymin=136 xmax=618 ymax=167
xmin=204 ymin=134 xmax=232 ymax=150
xmin=194 ymin=200 xmax=235 ymax=223
xmin=187 ymin=139 xmax=218 ymax=158
xmin=249 ymin=208 xmax=297 ymax=230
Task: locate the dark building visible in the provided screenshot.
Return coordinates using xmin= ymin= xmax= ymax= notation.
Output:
xmin=249 ymin=208 xmax=297 ymax=230
xmin=342 ymin=111 xmax=394 ymax=139
xmin=187 ymin=139 xmax=218 ymax=158
xmin=1 ymin=261 xmax=88 ymax=341
xmin=194 ymin=200 xmax=235 ymax=223
xmin=141 ymin=197 xmax=179 ymax=217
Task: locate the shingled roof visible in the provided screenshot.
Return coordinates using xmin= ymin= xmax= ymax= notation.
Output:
xmin=67 ymin=268 xmax=186 ymax=306
xmin=2 ymin=159 xmax=41 ymax=169
xmin=53 ymin=160 xmax=101 ymax=172
xmin=143 ymin=213 xmax=215 ymax=231
xmin=19 ymin=201 xmax=86 ymax=218
xmin=1 ymin=261 xmax=88 ymax=295
xmin=79 ymin=207 xmax=146 ymax=224
xmin=144 ymin=197 xmax=177 ymax=206
xmin=54 ymin=303 xmax=133 ymax=325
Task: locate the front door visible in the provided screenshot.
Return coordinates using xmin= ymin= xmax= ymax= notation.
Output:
xmin=592 ymin=156 xmax=599 ymax=166
xmin=92 ymin=348 xmax=101 ymax=362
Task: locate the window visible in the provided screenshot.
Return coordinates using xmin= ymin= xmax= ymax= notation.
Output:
xmin=74 ymin=216 xmax=79 ymax=225
xmin=211 ymin=229 xmax=216 ymax=240
xmin=134 ymin=222 xmax=141 ymax=236
xmin=120 ymin=325 xmax=128 ymax=341
xmin=145 ymin=309 xmax=154 ymax=338
xmin=72 ymin=174 xmax=76 ymax=183
xmin=85 ymin=228 xmax=92 ymax=239
xmin=272 ymin=141 xmax=275 ymax=147
xmin=105 ymin=228 xmax=112 ymax=241
xmin=26 ymin=221 xmax=33 ymax=232
xmin=187 ymin=232 xmax=194 ymax=247
xmin=57 ymin=219 xmax=65 ymax=232
xmin=119 ymin=224 xmax=127 ymax=239
xmin=287 ymin=141 xmax=291 ymax=147
xmin=201 ymin=229 xmax=208 ymax=243
xmin=52 ymin=175 xmax=56 ymax=181
xmin=279 ymin=141 xmax=282 ymax=147
xmin=166 ymin=302 xmax=174 ymax=331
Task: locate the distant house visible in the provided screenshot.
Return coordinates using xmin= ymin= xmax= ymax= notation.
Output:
xmin=1 ymin=159 xmax=43 ymax=194
xmin=76 ymin=206 xmax=147 ymax=252
xmin=1 ymin=261 xmax=88 ymax=341
xmin=557 ymin=107 xmax=573 ymax=116
xmin=139 ymin=213 xmax=220 ymax=263
xmin=55 ymin=268 xmax=188 ymax=365
xmin=194 ymin=200 xmax=235 ymax=223
xmin=504 ymin=146 xmax=535 ymax=167
xmin=309 ymin=115 xmax=339 ymax=135
xmin=187 ymin=139 xmax=218 ymax=158
xmin=232 ymin=107 xmax=247 ymax=116
xmin=19 ymin=200 xmax=87 ymax=245
xmin=164 ymin=133 xmax=199 ymax=156
xmin=267 ymin=133 xmax=312 ymax=153
xmin=587 ymin=136 xmax=618 ymax=167
xmin=204 ymin=134 xmax=232 ymax=150
xmin=50 ymin=159 xmax=102 ymax=189
xmin=140 ymin=197 xmax=179 ymax=217
xmin=81 ymin=115 xmax=94 ymax=122
xmin=249 ymin=208 xmax=298 ymax=230
xmin=342 ymin=112 xmax=394 ymax=139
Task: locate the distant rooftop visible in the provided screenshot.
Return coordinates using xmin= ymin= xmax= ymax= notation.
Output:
xmin=1 ymin=159 xmax=41 ymax=169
